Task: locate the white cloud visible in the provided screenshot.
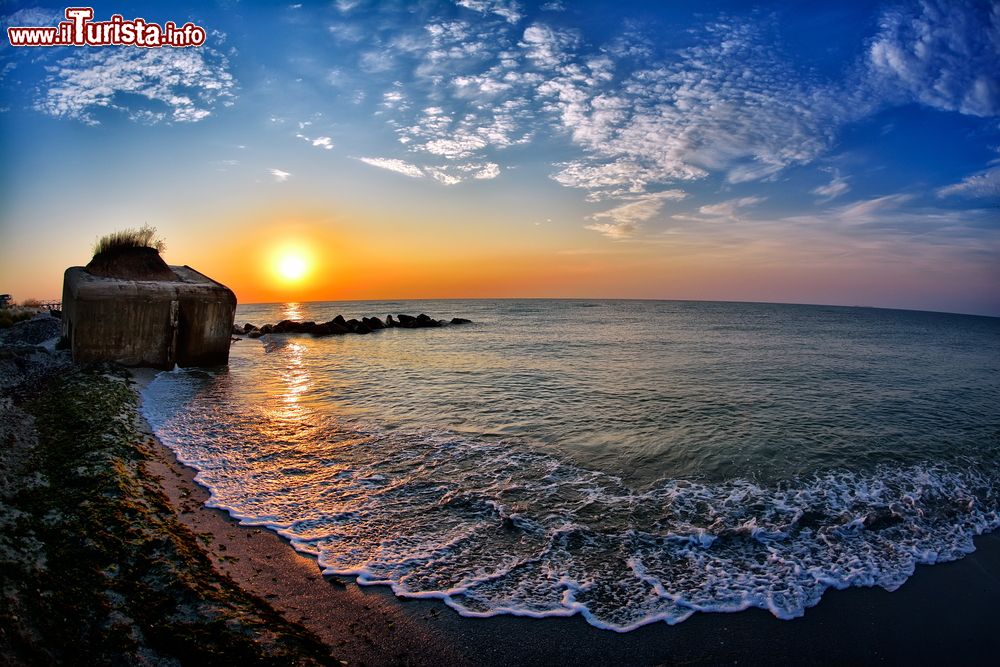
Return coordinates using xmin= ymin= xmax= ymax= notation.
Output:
xmin=583 ymin=221 xmax=635 ymax=239
xmin=358 ymin=157 xmax=425 ymax=178
xmin=269 ymin=168 xmax=291 ymax=182
xmin=551 ymin=160 xmax=660 ymax=200
xmin=35 ymin=47 xmax=235 ymax=125
xmin=586 ymin=190 xmax=687 ymax=238
xmin=426 ymin=168 xmax=463 ymax=185
xmin=456 ymin=0 xmax=523 ymax=25
xmin=335 ymin=0 xmax=360 ymax=12
xmin=397 ymin=100 xmax=530 ymax=161
xmin=831 ymin=194 xmax=915 ymax=224
xmin=360 ymin=50 xmax=395 ymax=73
xmin=431 ymin=161 xmax=504 ymax=185
xmin=936 ymin=167 xmax=1000 ymax=199
xmin=472 ymin=162 xmax=501 ymax=179
xmin=538 ymin=20 xmax=857 ymax=198
xmin=697 ymin=196 xmax=766 ymax=220
xmin=3 ymin=7 xmax=61 ymax=26
xmin=454 ymin=161 xmax=502 ymax=180
xmin=382 ymin=89 xmax=407 ymax=109
xmin=328 ymin=23 xmax=363 ymax=42
xmin=521 ymin=24 xmax=579 ymax=67
xmin=329 ymin=4 xmax=1000 ymax=233
xmin=868 ymin=0 xmax=1000 ymax=117
xmin=812 ymin=170 xmax=851 ymax=201
xmin=424 ymin=135 xmax=488 ymax=159
xmin=311 ymin=136 xmax=334 ymax=150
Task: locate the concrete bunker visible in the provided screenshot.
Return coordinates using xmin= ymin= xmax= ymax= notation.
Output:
xmin=62 ymin=260 xmax=236 ymax=370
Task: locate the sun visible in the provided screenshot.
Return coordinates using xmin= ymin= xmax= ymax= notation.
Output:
xmin=277 ymin=254 xmax=308 ymax=282
xmin=271 ymin=246 xmax=312 ymax=285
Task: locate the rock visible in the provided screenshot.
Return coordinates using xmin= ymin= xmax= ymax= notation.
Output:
xmin=417 ymin=314 xmax=442 ymax=327
xmin=231 ymin=324 xmax=244 ymax=336
xmin=323 ymin=319 xmax=351 ymax=335
xmin=0 ymin=314 xmax=62 ymax=346
xmin=416 ymin=314 xmax=442 ymax=327
xmin=247 ymin=313 xmax=471 ymax=338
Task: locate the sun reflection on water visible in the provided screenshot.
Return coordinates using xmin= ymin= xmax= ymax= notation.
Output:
xmin=268 ymin=339 xmax=313 ymax=426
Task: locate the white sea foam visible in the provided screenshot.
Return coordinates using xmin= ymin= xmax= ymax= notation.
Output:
xmin=138 ymin=300 xmax=1000 ymax=631
xmin=141 ymin=379 xmax=999 ymax=632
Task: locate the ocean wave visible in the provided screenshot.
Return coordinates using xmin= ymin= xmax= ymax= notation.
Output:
xmin=140 ymin=386 xmax=1000 ymax=632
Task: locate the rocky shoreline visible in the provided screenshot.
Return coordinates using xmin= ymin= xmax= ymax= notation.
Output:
xmin=236 ymin=313 xmax=472 ymax=338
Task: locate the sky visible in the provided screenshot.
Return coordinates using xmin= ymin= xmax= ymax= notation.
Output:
xmin=0 ymin=0 xmax=998 ymax=315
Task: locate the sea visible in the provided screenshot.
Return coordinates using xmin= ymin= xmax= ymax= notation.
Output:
xmin=140 ymin=300 xmax=1000 ymax=631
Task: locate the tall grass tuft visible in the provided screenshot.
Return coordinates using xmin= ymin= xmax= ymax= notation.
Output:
xmin=92 ymin=225 xmax=166 ymax=257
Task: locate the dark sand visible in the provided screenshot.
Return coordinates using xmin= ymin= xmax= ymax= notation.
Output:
xmin=136 ymin=377 xmax=1000 ymax=665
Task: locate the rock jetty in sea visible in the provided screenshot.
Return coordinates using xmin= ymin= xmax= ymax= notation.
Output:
xmin=235 ymin=314 xmax=472 ymax=338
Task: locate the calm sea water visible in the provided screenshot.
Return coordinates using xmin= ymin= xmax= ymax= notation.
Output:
xmin=141 ymin=300 xmax=1000 ymax=631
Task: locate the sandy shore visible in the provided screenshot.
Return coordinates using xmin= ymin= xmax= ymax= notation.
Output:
xmin=134 ymin=367 xmax=1000 ymax=665
xmin=138 ymin=416 xmax=467 ymax=666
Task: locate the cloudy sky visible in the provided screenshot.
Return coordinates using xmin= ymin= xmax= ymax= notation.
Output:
xmin=1 ymin=0 xmax=998 ymax=314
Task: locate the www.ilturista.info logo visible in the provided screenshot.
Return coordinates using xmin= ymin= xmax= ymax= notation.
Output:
xmin=7 ymin=7 xmax=206 ymax=48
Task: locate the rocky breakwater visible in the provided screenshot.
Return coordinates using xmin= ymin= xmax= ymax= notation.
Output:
xmin=235 ymin=313 xmax=472 ymax=338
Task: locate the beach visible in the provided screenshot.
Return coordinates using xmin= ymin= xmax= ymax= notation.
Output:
xmin=144 ymin=413 xmax=1000 ymax=665
xmin=134 ymin=367 xmax=466 ymax=666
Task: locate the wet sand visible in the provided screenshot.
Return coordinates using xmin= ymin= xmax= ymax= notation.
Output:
xmin=135 ymin=372 xmax=1000 ymax=665
xmin=137 ymin=400 xmax=466 ymax=666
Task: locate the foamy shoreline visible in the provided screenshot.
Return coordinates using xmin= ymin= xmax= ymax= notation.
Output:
xmin=132 ymin=368 xmax=466 ymax=665
xmin=133 ymin=365 xmax=1000 ymax=665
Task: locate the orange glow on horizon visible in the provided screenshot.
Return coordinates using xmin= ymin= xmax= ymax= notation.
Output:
xmin=35 ymin=203 xmax=987 ymax=316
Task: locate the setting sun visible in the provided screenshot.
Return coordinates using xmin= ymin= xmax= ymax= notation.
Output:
xmin=267 ymin=241 xmax=315 ymax=288
xmin=277 ymin=254 xmax=308 ymax=282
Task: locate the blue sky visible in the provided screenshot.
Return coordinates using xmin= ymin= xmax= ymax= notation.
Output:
xmin=1 ymin=0 xmax=998 ymax=314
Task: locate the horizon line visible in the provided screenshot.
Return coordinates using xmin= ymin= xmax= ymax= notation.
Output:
xmin=233 ymin=296 xmax=1000 ymax=320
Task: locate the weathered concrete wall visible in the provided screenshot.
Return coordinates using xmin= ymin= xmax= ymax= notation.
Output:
xmin=62 ymin=265 xmax=236 ymax=369
xmin=172 ymin=266 xmax=237 ymax=367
